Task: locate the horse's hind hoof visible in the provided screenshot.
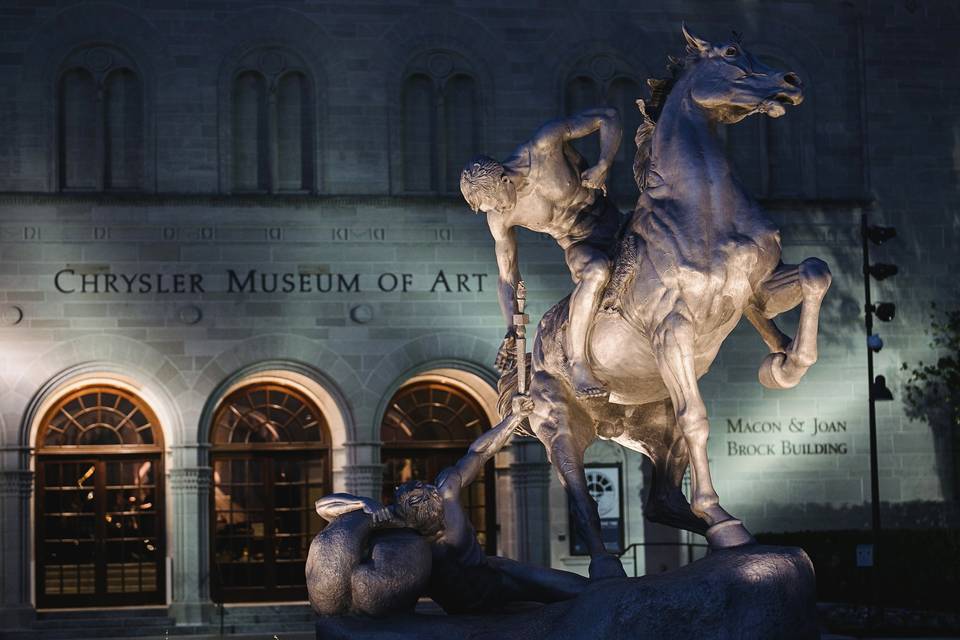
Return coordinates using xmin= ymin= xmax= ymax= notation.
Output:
xmin=588 ymin=554 xmax=627 ymax=579
xmin=705 ymin=519 xmax=756 ymax=549
xmin=574 ymin=385 xmax=609 ymax=400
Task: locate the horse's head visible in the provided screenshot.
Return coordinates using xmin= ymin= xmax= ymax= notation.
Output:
xmin=680 ymin=24 xmax=803 ymax=124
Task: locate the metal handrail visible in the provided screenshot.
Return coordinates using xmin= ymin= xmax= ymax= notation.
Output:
xmin=616 ymin=540 xmax=710 ymax=577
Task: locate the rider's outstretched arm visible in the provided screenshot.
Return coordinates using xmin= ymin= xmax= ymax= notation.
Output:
xmin=533 ymin=108 xmax=622 ymax=174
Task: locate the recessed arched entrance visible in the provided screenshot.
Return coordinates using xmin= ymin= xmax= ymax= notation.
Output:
xmin=380 ymin=379 xmax=497 ymax=554
xmin=209 ymin=382 xmax=331 ymax=602
xmin=34 ymin=385 xmax=165 ymax=608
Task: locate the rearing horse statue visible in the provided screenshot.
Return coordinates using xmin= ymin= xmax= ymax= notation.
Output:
xmin=507 ymin=25 xmax=832 ymax=579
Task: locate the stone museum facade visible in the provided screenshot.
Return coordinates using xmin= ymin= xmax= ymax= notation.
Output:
xmin=0 ymin=0 xmax=957 ymax=627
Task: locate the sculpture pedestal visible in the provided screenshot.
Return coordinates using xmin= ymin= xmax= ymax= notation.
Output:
xmin=315 ymin=545 xmax=818 ymax=640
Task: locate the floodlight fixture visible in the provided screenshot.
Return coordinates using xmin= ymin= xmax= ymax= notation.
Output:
xmin=872 ymin=375 xmax=893 ymax=401
xmin=865 ymin=225 xmax=897 ymax=245
xmin=872 ymin=302 xmax=896 ymax=322
xmin=868 ymin=263 xmax=898 ymax=281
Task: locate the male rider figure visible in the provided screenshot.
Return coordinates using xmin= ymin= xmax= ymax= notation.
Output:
xmin=315 ymin=395 xmax=587 ymax=613
xmin=460 ymin=108 xmax=623 ymax=398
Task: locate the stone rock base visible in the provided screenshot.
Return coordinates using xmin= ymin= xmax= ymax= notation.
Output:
xmin=315 ymin=545 xmax=818 ymax=640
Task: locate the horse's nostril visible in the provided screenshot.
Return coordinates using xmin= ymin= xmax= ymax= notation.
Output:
xmin=783 ymin=72 xmax=801 ymax=87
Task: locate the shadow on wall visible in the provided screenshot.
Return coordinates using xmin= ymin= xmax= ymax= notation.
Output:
xmin=901 ymin=302 xmax=960 ymax=503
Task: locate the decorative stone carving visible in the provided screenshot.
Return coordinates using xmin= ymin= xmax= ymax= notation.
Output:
xmin=0 ymin=304 xmax=23 ymax=327
xmin=169 ymin=466 xmax=212 ymax=491
xmin=0 ymin=470 xmax=34 ymax=497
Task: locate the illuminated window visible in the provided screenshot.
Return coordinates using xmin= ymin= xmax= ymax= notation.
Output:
xmin=380 ymin=381 xmax=496 ymax=554
xmin=210 ymin=383 xmax=330 ymax=602
xmin=35 ymin=386 xmax=164 ymax=608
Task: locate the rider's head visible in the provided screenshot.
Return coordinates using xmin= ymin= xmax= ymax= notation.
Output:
xmin=460 ymin=155 xmax=516 ymax=214
xmin=393 ymin=480 xmax=444 ymax=536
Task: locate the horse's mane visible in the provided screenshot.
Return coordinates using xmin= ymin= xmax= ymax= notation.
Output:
xmin=633 ymin=50 xmax=696 ymax=192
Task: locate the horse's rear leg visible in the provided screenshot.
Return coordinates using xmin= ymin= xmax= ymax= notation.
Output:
xmin=550 ymin=433 xmax=626 ymax=578
xmin=530 ymin=375 xmax=626 ymax=579
xmin=613 ymin=400 xmax=706 ymax=535
xmin=652 ymin=311 xmax=753 ymax=548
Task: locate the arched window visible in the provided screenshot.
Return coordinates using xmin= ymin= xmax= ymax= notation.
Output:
xmin=380 ymin=381 xmax=496 ymax=554
xmin=210 ymin=382 xmax=330 ymax=602
xmin=563 ymin=54 xmax=643 ymax=200
xmin=399 ymin=51 xmax=479 ymax=194
xmin=228 ymin=49 xmax=315 ymax=194
xmin=57 ymin=47 xmax=145 ymax=191
xmin=725 ymin=53 xmax=809 ymax=199
xmin=35 ymin=386 xmax=165 ymax=608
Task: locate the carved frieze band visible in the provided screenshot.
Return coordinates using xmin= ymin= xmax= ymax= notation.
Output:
xmin=0 ymin=470 xmax=34 ymax=498
xmin=169 ymin=467 xmax=213 ymax=491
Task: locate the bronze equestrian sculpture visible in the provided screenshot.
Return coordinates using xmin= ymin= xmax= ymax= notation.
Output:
xmin=496 ymin=25 xmax=831 ymax=579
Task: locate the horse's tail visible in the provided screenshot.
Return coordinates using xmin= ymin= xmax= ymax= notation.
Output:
xmin=497 ymin=353 xmax=534 ymax=437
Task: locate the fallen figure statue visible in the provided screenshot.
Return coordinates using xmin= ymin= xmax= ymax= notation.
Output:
xmin=306 ymin=394 xmax=588 ymax=617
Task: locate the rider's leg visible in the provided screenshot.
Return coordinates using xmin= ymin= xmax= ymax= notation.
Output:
xmin=564 ymin=243 xmax=611 ymax=398
xmin=747 ymin=258 xmax=832 ymax=389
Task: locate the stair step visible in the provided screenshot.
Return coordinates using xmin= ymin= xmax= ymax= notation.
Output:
xmin=34 ymin=617 xmax=176 ymax=629
xmin=36 ymin=608 xmax=169 ymax=621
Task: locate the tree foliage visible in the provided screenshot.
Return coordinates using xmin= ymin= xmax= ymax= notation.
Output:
xmin=901 ymin=303 xmax=960 ymax=430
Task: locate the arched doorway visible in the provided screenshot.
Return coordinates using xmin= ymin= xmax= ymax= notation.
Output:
xmin=210 ymin=382 xmax=331 ymax=602
xmin=35 ymin=385 xmax=165 ymax=608
xmin=380 ymin=380 xmax=497 ymax=554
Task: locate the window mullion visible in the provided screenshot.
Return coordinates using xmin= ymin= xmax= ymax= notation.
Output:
xmin=96 ymin=78 xmax=106 ymax=191
xmin=267 ymin=81 xmax=278 ymax=194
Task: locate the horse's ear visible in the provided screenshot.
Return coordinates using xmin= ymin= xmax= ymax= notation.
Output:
xmin=682 ymin=22 xmax=711 ymax=55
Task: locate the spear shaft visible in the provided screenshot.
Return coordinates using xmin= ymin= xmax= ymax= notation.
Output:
xmin=514 ymin=281 xmax=529 ymax=395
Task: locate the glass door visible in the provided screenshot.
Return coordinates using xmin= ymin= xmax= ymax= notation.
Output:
xmin=211 ymin=452 xmax=327 ymax=601
xmin=37 ymin=456 xmax=164 ymax=608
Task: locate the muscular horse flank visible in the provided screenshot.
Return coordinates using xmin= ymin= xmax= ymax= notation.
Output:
xmin=501 ymin=24 xmax=831 ymax=579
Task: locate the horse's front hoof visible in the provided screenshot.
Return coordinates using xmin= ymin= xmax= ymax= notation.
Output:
xmin=705 ymin=519 xmax=756 ymax=549
xmin=588 ymin=554 xmax=626 ymax=579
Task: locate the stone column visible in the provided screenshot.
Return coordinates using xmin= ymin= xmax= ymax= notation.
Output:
xmin=168 ymin=466 xmax=214 ymax=625
xmin=344 ymin=463 xmax=384 ymax=499
xmin=509 ymin=438 xmax=552 ymax=567
xmin=0 ymin=469 xmax=35 ymax=627
xmin=343 ymin=441 xmax=383 ymax=499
